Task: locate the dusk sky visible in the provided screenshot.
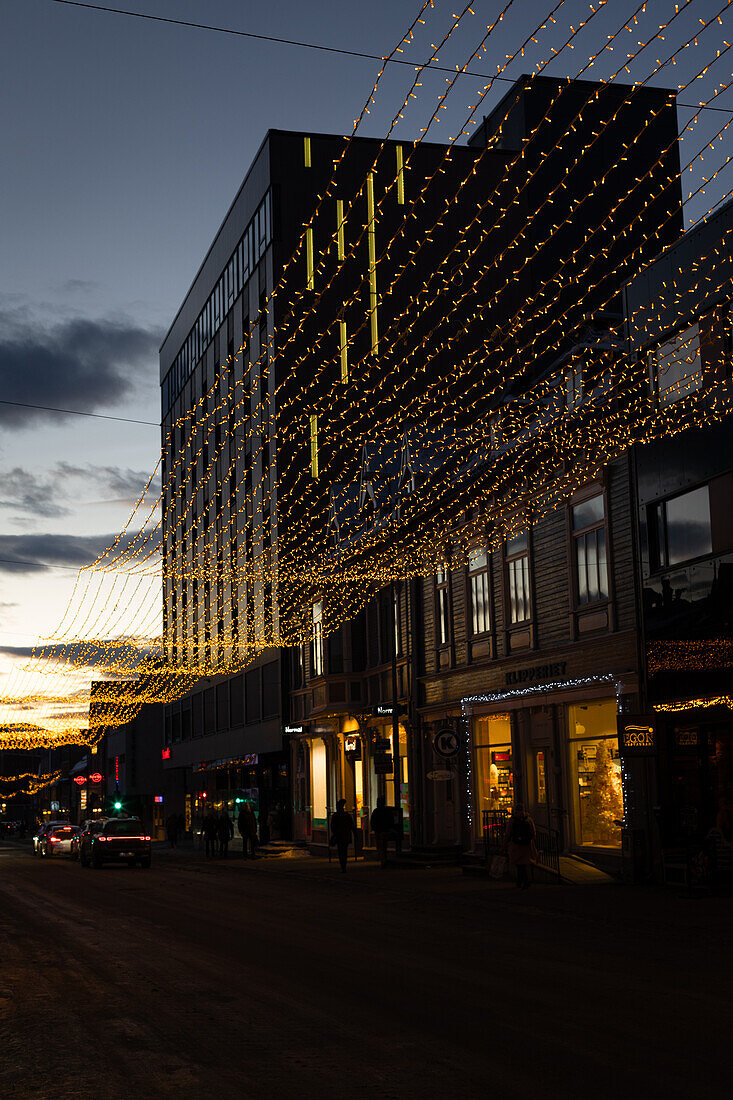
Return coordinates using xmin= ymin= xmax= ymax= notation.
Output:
xmin=1 ymin=0 xmax=731 ymax=730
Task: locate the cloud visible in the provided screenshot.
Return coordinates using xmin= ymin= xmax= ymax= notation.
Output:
xmin=0 ymin=463 xmax=160 ymax=520
xmin=0 ymin=639 xmax=151 ymax=669
xmin=0 ymin=529 xmax=159 ymax=573
xmin=0 ymin=303 xmax=162 ymax=428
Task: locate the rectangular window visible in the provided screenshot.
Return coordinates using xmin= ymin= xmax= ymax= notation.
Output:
xmin=336 ymin=199 xmax=345 ymax=261
xmin=506 ymin=533 xmax=530 ymax=624
xmin=648 ymin=323 xmax=702 ymax=405
xmin=395 ymin=144 xmax=405 ymax=205
xmin=303 ymin=135 xmax=311 ymax=167
xmin=435 ymin=565 xmax=450 ymax=646
xmin=312 ymin=601 xmax=324 ymax=677
xmin=651 ymin=484 xmax=712 ymax=570
xmin=468 ymin=547 xmax=490 ymax=635
xmin=572 ymin=494 xmax=609 ymax=605
xmin=568 ymin=701 xmax=622 ymax=848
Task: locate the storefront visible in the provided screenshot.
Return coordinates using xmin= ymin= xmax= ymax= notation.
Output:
xmin=464 ymin=677 xmax=630 ymax=868
xmin=192 ymin=749 xmax=289 ymax=843
xmin=655 ymin=709 xmax=733 ymax=846
xmin=291 ymin=713 xmax=411 ymax=850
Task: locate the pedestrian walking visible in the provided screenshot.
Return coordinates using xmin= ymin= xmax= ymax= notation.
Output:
xmin=504 ymin=802 xmax=537 ymax=889
xmin=329 ymin=798 xmax=355 ymax=872
xmin=166 ymin=813 xmax=179 ymax=849
xmin=370 ymin=795 xmax=396 ymax=868
xmin=238 ymin=802 xmax=259 ymax=858
xmin=218 ymin=811 xmax=234 ymax=858
xmin=203 ymin=809 xmax=219 ymax=859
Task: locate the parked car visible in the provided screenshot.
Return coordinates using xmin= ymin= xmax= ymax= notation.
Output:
xmin=32 ymin=821 xmax=68 ymax=855
xmin=79 ymin=816 xmax=152 ymax=869
xmin=70 ymin=818 xmax=107 ymax=860
xmin=40 ymin=824 xmax=80 ymax=858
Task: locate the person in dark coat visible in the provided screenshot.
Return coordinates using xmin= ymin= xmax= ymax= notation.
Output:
xmin=504 ymin=802 xmax=537 ymax=889
xmin=203 ymin=810 xmax=219 ymax=859
xmin=330 ymin=798 xmax=355 ymax=872
xmin=166 ymin=813 xmax=179 ymax=849
xmin=238 ymin=802 xmax=258 ymax=858
xmin=218 ymin=812 xmax=234 ymax=858
xmin=370 ymin=795 xmax=395 ymax=868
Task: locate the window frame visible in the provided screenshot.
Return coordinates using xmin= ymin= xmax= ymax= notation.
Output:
xmin=571 ymin=492 xmax=610 ymax=608
xmin=434 ymin=563 xmax=451 ymax=650
xmin=504 ymin=531 xmax=532 ymax=627
xmin=467 ymin=545 xmax=491 ymax=638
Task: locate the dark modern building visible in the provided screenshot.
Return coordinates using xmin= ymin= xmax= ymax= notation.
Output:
xmin=157 ymin=73 xmax=685 ymax=862
xmin=625 ymin=195 xmax=733 ymax=866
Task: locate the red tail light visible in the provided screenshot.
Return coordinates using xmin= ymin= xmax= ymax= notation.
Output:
xmin=97 ymin=836 xmax=108 ymax=842
xmin=49 ymin=836 xmax=60 ymax=843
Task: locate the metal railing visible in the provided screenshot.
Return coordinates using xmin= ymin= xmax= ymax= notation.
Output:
xmin=482 ymin=809 xmax=561 ymax=881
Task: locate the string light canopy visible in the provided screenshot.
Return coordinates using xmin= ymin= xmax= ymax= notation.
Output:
xmin=2 ymin=0 xmax=733 ymax=749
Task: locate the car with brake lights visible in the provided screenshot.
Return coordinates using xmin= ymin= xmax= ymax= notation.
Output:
xmin=40 ymin=824 xmax=80 ymax=858
xmin=79 ymin=816 xmax=152 ymax=868
xmin=32 ymin=821 xmax=68 ymax=855
xmin=70 ymin=818 xmax=107 ymax=860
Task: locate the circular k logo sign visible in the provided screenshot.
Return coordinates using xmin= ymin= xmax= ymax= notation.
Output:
xmin=433 ymin=727 xmax=459 ymax=759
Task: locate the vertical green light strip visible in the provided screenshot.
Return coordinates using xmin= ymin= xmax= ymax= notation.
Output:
xmin=309 ymin=413 xmax=318 ymax=478
xmin=367 ymin=172 xmax=378 ymax=352
xmin=306 ymin=227 xmax=314 ymax=290
xmin=339 ymin=320 xmax=348 ymax=383
xmin=336 ymin=199 xmax=345 ymax=261
xmin=396 ymin=145 xmax=405 ymax=205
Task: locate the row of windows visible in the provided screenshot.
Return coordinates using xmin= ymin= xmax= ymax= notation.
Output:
xmin=646 ymin=304 xmax=732 ymax=407
xmin=162 ymin=189 xmax=272 ymax=417
xmin=436 ymin=493 xmax=610 ymax=645
xmin=165 ymin=661 xmax=280 ymax=742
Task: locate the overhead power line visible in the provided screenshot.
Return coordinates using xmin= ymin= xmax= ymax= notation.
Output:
xmin=0 ymin=399 xmax=158 ymax=426
xmin=48 ymin=0 xmax=733 ymax=115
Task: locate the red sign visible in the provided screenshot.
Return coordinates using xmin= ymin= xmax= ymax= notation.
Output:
xmin=89 ymin=772 xmax=103 ymax=784
xmin=73 ymin=775 xmax=86 ymax=786
xmin=162 ymin=747 xmax=171 ymax=760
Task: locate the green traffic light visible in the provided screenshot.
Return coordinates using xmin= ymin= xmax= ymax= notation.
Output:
xmin=114 ymin=801 xmax=122 ymax=810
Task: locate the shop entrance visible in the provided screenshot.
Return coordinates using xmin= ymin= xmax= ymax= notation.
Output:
xmin=663 ymin=722 xmax=733 ymax=844
xmin=473 ymin=715 xmax=513 ymax=847
xmin=567 ymin=700 xmax=623 ymax=851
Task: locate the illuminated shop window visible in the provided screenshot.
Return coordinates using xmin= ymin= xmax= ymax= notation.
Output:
xmin=474 ymin=715 xmax=513 ymax=830
xmin=310 ymin=738 xmax=327 ymax=829
xmin=568 ymin=700 xmax=622 ymax=849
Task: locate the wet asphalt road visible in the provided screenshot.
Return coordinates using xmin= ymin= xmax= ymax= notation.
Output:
xmin=0 ymin=839 xmax=730 ymax=1100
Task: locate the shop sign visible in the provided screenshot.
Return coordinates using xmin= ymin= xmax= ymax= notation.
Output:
xmin=80 ymin=790 xmax=87 ymax=811
xmin=162 ymin=747 xmax=171 ymax=760
xmin=373 ymin=737 xmax=391 ymax=752
xmin=433 ymin=728 xmax=459 ymax=759
xmin=427 ymin=770 xmax=452 ymax=781
xmin=73 ymin=775 xmax=86 ymax=786
xmin=344 ymin=736 xmax=361 ymax=760
xmin=617 ymin=715 xmax=656 ymax=754
xmin=284 ymin=724 xmax=304 ymax=735
xmin=374 ymin=753 xmax=393 ymax=775
xmin=373 ymin=704 xmax=404 ymax=718
xmin=504 ymin=661 xmax=567 ymax=687
xmin=89 ymin=772 xmax=103 ymax=784
xmin=675 ymin=728 xmax=699 ymax=748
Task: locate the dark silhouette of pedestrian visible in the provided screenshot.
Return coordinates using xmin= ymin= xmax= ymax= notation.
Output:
xmin=330 ymin=798 xmax=355 ymax=872
xmin=370 ymin=795 xmax=395 ymax=868
xmin=218 ymin=811 xmax=234 ymax=858
xmin=238 ymin=802 xmax=258 ymax=858
xmin=166 ymin=813 xmax=179 ymax=849
xmin=504 ymin=802 xmax=537 ymax=889
xmin=203 ymin=810 xmax=219 ymax=858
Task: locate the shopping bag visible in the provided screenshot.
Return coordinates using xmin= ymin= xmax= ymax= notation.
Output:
xmin=490 ymin=854 xmax=507 ymax=879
